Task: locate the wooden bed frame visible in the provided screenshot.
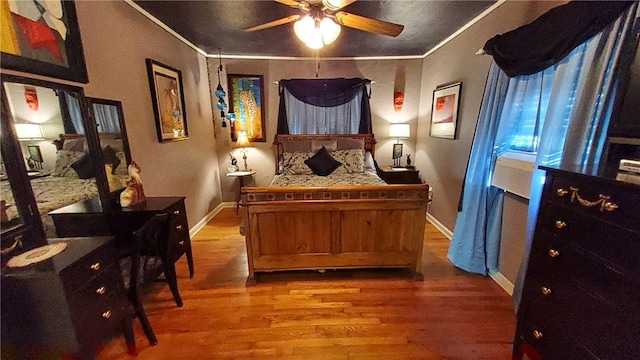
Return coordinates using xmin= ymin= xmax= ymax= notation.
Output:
xmin=240 ymin=134 xmax=430 ymax=284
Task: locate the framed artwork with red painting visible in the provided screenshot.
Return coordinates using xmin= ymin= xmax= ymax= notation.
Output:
xmin=0 ymin=0 xmax=88 ymax=83
xmin=430 ymin=82 xmax=461 ymax=139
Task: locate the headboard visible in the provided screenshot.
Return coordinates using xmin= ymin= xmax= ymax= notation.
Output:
xmin=273 ymin=134 xmax=376 ymax=173
xmin=54 ymin=132 xmax=122 ymax=150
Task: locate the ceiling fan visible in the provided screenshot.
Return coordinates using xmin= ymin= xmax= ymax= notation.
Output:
xmin=243 ymin=0 xmax=404 ymax=49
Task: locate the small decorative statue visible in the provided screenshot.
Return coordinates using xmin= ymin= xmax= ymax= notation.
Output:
xmin=120 ymin=161 xmax=146 ymax=207
xmin=406 ymin=154 xmax=412 ymax=166
xmin=227 ymin=153 xmax=239 ymax=172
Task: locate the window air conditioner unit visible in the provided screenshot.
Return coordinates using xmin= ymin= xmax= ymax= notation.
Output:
xmin=491 ymin=151 xmax=536 ymax=199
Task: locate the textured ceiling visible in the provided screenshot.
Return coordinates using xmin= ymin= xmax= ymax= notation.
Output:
xmin=132 ymin=0 xmax=498 ymax=58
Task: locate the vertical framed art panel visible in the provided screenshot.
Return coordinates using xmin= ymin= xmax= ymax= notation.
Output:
xmin=227 ymin=74 xmax=266 ymax=142
xmin=146 ymin=59 xmax=188 ymax=142
xmin=430 ymin=82 xmax=462 ymax=139
xmin=0 ymin=0 xmax=88 ymax=83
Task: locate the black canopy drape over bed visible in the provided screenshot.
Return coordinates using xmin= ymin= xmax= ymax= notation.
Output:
xmin=277 ymin=78 xmax=372 ymax=135
xmin=483 ymin=0 xmax=635 ymax=77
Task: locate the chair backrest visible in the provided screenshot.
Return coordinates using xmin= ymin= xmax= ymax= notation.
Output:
xmin=126 ymin=213 xmax=171 ymax=292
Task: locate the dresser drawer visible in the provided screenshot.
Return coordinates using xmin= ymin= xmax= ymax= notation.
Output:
xmin=538 ymin=204 xmax=640 ymax=277
xmin=168 ymin=201 xmax=189 ymax=238
xmin=169 ymin=233 xmax=189 ymax=264
xmin=74 ymin=289 xmax=131 ymax=347
xmin=526 ymin=234 xmax=640 ymax=314
xmin=60 ymin=242 xmax=118 ymax=291
xmin=549 ymin=175 xmax=640 ymax=231
xmin=67 ymin=264 xmax=127 ymax=322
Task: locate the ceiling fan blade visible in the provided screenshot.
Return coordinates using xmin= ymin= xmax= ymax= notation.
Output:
xmin=275 ymin=0 xmax=309 ymax=11
xmin=243 ymin=14 xmax=301 ymax=32
xmin=322 ymin=0 xmax=357 ymax=11
xmin=334 ymin=11 xmax=404 ymax=37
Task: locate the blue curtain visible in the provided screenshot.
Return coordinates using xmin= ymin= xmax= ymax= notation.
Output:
xmin=64 ymin=93 xmax=85 ymax=134
xmin=513 ymin=4 xmax=638 ymax=309
xmin=92 ymin=103 xmax=121 ymax=133
xmin=449 ymin=3 xmax=637 ymax=281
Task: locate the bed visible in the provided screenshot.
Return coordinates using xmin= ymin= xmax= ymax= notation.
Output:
xmin=240 ymin=134 xmax=430 ymax=284
xmin=0 ymin=133 xmax=128 ymax=237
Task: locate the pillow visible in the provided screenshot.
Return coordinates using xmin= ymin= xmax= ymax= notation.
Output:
xmin=364 ymin=151 xmax=376 ymax=172
xmin=305 ymin=146 xmax=341 ymax=176
xmin=70 ymin=153 xmax=95 ymax=179
xmin=51 ymin=150 xmax=84 ymax=178
xmin=337 ymin=137 xmax=364 ymax=150
xmin=114 ymin=151 xmax=128 ymax=175
xmin=61 ymin=137 xmax=85 ymax=152
xmin=101 ymin=145 xmax=121 ymax=174
xmin=331 ymin=149 xmax=365 ymax=174
xmin=282 ymin=151 xmax=313 ymax=175
xmin=281 ymin=139 xmax=312 ymax=153
xmin=311 ymin=139 xmax=337 ymax=152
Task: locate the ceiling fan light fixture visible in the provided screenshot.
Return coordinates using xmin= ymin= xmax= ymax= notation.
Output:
xmin=294 ymin=15 xmax=315 ymax=44
xmin=320 ymin=17 xmax=340 ymax=45
xmin=321 ymin=0 xmax=341 ymax=11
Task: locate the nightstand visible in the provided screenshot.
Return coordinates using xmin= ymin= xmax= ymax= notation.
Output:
xmin=378 ymin=166 xmax=421 ymax=184
xmin=226 ymin=170 xmax=256 ymax=213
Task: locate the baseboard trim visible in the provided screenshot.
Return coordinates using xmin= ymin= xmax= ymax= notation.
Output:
xmin=189 ymin=202 xmax=234 ymax=237
xmin=425 ymin=212 xmax=453 ymax=240
xmin=488 ymin=270 xmax=514 ymax=295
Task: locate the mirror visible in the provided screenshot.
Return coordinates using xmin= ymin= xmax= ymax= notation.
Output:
xmin=0 ymin=75 xmax=104 ymax=241
xmin=87 ymin=97 xmax=132 ymax=193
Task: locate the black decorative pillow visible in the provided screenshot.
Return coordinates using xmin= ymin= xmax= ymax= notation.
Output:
xmin=70 ymin=153 xmax=94 ymax=179
xmin=304 ymin=146 xmax=341 ymax=176
xmin=102 ymin=145 xmax=121 ymax=174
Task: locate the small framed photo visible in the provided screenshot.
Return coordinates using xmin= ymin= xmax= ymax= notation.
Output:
xmin=27 ymin=145 xmax=43 ymax=163
xmin=392 ymin=143 xmax=403 ymax=159
xmin=146 ymin=59 xmax=188 ymax=142
xmin=227 ymin=74 xmax=266 ymax=142
xmin=430 ymin=82 xmax=462 ymax=139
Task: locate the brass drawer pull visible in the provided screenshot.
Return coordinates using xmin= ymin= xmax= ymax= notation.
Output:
xmin=178 ymin=240 xmax=185 ymax=245
xmin=176 ymin=225 xmax=183 ymax=230
xmin=101 ymin=310 xmax=112 ymax=319
xmin=96 ymin=286 xmax=106 ymax=295
xmin=173 ymin=210 xmax=180 ymax=215
xmin=569 ymin=187 xmax=618 ymax=212
xmin=533 ymin=330 xmax=543 ymax=339
xmin=90 ymin=262 xmax=101 ymax=271
xmin=548 ymin=249 xmax=560 ymax=258
xmin=541 ymin=287 xmax=552 ymax=296
xmin=554 ymin=220 xmax=566 ymax=229
xmin=556 ymin=188 xmax=568 ymax=197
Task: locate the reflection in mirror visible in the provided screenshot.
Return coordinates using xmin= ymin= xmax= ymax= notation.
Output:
xmin=87 ymin=98 xmax=131 ymax=193
xmin=1 ymin=78 xmax=100 ymax=238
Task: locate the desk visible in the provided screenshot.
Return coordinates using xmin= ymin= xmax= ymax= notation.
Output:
xmin=49 ymin=196 xmax=193 ymax=307
xmin=1 ymin=236 xmax=135 ymax=359
xmin=226 ymin=170 xmax=255 ymax=213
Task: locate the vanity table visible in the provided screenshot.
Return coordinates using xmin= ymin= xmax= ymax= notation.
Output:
xmin=1 ymin=236 xmax=136 ymax=359
xmin=49 ymin=196 xmax=193 ymax=307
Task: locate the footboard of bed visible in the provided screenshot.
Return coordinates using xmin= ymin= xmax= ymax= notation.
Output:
xmin=240 ymin=184 xmax=430 ymax=284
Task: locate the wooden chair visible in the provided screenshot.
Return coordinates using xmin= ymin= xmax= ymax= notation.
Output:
xmin=119 ymin=213 xmax=174 ymax=345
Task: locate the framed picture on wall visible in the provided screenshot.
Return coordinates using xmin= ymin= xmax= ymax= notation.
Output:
xmin=227 ymin=74 xmax=266 ymax=142
xmin=430 ymin=82 xmax=462 ymax=139
xmin=146 ymin=59 xmax=188 ymax=143
xmin=0 ymin=0 xmax=88 ymax=83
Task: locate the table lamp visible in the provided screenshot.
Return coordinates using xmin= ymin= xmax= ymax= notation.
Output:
xmin=236 ymin=131 xmax=251 ymax=171
xmin=388 ymin=123 xmax=410 ymax=168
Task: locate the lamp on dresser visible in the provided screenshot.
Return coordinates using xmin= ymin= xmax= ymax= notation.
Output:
xmin=389 ymin=123 xmax=410 ymax=168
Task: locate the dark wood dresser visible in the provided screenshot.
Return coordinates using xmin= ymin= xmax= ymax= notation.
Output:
xmin=378 ymin=166 xmax=421 ymax=184
xmin=512 ymin=166 xmax=640 ymax=360
xmin=49 ymin=196 xmax=194 ymax=306
xmin=1 ymin=236 xmax=135 ymax=359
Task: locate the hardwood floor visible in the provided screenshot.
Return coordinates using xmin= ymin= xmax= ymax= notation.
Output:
xmin=99 ymin=208 xmax=516 ymax=360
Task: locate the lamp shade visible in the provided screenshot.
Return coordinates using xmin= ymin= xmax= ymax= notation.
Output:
xmin=236 ymin=131 xmax=251 ymax=147
xmin=388 ymin=123 xmax=410 ymax=139
xmin=15 ymin=123 xmax=44 ymax=140
xmin=294 ymin=16 xmax=340 ymax=49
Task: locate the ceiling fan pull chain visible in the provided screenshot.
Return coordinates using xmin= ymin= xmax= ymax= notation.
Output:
xmin=315 ymin=49 xmax=320 ymax=78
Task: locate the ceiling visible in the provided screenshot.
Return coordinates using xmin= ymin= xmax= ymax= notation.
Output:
xmin=132 ymin=0 xmax=498 ymax=59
